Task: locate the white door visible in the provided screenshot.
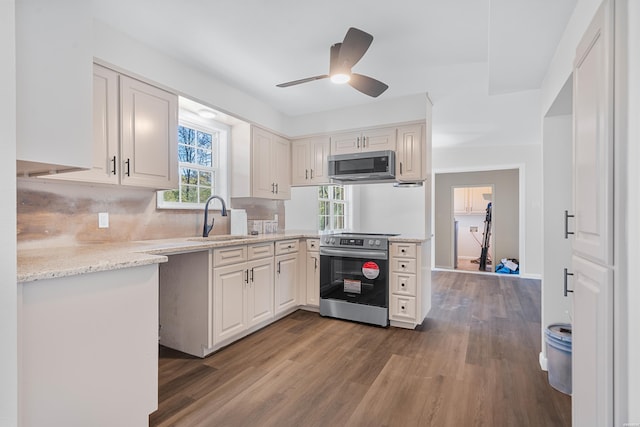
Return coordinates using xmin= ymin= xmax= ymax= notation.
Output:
xmin=571 ymin=1 xmax=614 ymax=426
xmin=213 ymin=264 xmax=247 ymax=344
xmin=275 ymin=254 xmax=298 ymax=315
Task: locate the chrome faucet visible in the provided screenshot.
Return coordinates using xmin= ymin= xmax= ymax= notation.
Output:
xmin=202 ymin=195 xmax=228 ymax=237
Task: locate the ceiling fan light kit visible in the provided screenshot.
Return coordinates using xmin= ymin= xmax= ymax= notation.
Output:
xmin=277 ymin=27 xmax=388 ymax=97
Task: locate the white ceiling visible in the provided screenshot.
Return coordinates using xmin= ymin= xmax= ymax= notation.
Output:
xmin=92 ymin=0 xmax=577 ymax=146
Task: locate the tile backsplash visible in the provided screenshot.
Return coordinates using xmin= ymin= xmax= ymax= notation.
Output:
xmin=17 ymin=178 xmax=284 ymax=248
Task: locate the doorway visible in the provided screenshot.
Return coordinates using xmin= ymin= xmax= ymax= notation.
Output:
xmin=434 ymin=169 xmax=519 ymax=274
xmin=453 ymin=185 xmax=493 ymax=272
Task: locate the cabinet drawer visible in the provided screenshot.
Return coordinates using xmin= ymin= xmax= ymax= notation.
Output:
xmin=390 ymin=242 xmax=416 ymax=258
xmin=275 ymin=239 xmax=299 ymax=255
xmin=213 ymin=246 xmax=248 ymax=267
xmin=391 ymin=258 xmax=417 ymax=274
xmin=390 ymin=272 xmax=416 ymax=296
xmin=306 ymin=239 xmax=320 ymax=252
xmin=248 ymin=242 xmax=274 ymax=260
xmin=390 ymin=295 xmax=416 ymax=321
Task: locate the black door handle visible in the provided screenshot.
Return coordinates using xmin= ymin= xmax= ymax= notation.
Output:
xmin=563 ymin=268 xmax=574 ymax=297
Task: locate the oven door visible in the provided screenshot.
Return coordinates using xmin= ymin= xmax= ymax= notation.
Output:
xmin=319 ymin=247 xmax=388 ymax=308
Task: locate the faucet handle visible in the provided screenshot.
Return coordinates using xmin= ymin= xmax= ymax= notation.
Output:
xmin=204 ymin=219 xmax=215 ymax=237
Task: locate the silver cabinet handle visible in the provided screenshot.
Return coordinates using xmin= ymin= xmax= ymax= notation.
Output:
xmin=564 ymin=210 xmax=575 ymax=239
xmin=563 ymin=268 xmax=574 ymax=297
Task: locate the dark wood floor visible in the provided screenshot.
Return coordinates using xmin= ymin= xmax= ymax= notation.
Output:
xmin=151 ymin=271 xmax=571 ymax=427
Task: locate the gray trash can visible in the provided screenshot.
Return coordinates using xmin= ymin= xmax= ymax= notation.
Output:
xmin=545 ymin=323 xmax=572 ymax=395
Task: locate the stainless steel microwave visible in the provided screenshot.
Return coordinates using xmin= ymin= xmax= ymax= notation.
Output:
xmin=328 ymin=150 xmax=396 ymax=182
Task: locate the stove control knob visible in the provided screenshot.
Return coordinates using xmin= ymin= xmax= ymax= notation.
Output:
xmin=324 ymin=238 xmax=330 ymax=244
xmin=368 ymin=239 xmax=374 ymax=246
xmin=330 ymin=238 xmax=336 ymax=244
xmin=375 ymin=240 xmax=381 ymax=246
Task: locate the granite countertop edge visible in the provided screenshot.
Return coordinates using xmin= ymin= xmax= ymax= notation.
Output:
xmin=18 ymin=232 xmax=430 ymax=283
xmin=17 ymin=232 xmax=319 ymax=284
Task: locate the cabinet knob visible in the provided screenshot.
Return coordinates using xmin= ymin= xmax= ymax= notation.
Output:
xmin=401 ymin=249 xmax=406 ymax=253
xmin=401 ymin=283 xmax=405 ymax=287
xmin=401 ymin=264 xmax=406 ymax=268
xmin=401 ymin=305 xmax=405 ymax=310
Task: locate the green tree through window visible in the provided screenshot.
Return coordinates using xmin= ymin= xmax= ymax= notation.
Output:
xmin=319 ymin=185 xmax=349 ymax=231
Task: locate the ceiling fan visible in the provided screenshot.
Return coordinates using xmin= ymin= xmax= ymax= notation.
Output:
xmin=276 ymin=27 xmax=389 ymax=98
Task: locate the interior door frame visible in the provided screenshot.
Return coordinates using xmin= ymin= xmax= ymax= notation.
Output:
xmin=433 ymin=163 xmax=526 ymax=276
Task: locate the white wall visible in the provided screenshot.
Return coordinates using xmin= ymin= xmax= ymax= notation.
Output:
xmin=433 ymin=144 xmax=541 ymax=277
xmin=1 ymin=0 xmax=18 ymax=425
xmin=455 ymin=215 xmax=486 ymax=258
xmin=285 ymin=94 xmax=428 ymax=137
xmin=541 ymin=113 xmax=573 ymax=361
xmin=357 ymin=183 xmax=427 ymax=237
xmin=92 ymin=20 xmax=288 ymax=136
xmin=284 ymin=187 xmax=318 ymax=231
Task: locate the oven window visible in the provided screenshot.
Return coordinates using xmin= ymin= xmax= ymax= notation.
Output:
xmin=320 ymin=256 xmax=388 ymax=307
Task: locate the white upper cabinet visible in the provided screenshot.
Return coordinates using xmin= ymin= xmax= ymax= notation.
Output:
xmin=291 ymin=136 xmax=331 ymax=186
xmin=46 ymin=65 xmax=179 ymax=189
xmin=330 ymin=127 xmax=396 ymax=155
xmin=454 ymin=187 xmax=491 ymax=215
xmin=16 ymin=0 xmax=92 ymax=175
xmin=396 ymin=124 xmax=425 ymax=182
xmin=231 ymin=125 xmax=291 ymax=200
xmin=120 ymin=75 xmax=178 ymax=189
xmin=572 ymin=1 xmax=614 ymax=266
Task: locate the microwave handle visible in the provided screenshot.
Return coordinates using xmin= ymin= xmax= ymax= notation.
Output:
xmin=320 ymin=247 xmax=388 ymax=260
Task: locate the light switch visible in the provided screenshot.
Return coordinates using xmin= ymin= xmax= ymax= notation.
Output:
xmin=98 ymin=212 xmax=109 ymax=228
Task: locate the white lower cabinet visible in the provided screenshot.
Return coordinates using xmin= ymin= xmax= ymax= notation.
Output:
xmin=388 ymin=241 xmax=431 ymax=329
xmin=213 ymin=243 xmax=275 ymax=346
xmin=274 ymin=240 xmax=299 ymax=315
xmin=305 ymin=239 xmax=320 ymax=307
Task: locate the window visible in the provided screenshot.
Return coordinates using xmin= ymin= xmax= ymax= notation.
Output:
xmin=158 ymin=112 xmax=228 ymax=209
xmin=318 ymin=185 xmax=350 ymax=231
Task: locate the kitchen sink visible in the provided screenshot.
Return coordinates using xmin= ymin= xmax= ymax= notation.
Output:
xmin=187 ymin=235 xmax=259 ymax=242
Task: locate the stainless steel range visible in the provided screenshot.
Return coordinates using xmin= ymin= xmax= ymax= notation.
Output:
xmin=319 ymin=232 xmax=398 ymax=327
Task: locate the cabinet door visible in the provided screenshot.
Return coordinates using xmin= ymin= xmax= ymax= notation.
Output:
xmin=247 ymin=258 xmax=274 ymax=327
xmin=275 ymin=254 xmax=298 ymax=315
xmin=305 ymin=253 xmax=319 ymax=307
xmin=309 ymin=137 xmax=331 ymax=185
xmin=291 ymin=140 xmax=311 ymax=186
xmin=272 ymin=135 xmax=291 ymax=199
xmin=362 ymin=127 xmax=396 ymax=152
xmin=572 ymin=256 xmax=613 ymax=427
xmin=396 ymin=124 xmax=423 ymax=181
xmin=120 ymin=75 xmax=178 ymax=189
xmin=330 ymin=131 xmax=361 ymax=155
xmin=469 ymin=187 xmax=491 ymax=214
xmin=213 ymin=264 xmax=247 ymax=344
xmin=453 ymin=187 xmax=468 ymax=215
xmin=572 ymin=1 xmax=613 ymax=266
xmin=251 ymin=127 xmax=276 ymax=198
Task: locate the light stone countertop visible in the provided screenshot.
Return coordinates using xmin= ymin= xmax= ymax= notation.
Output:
xmin=17 ymin=232 xmax=318 ymax=284
xmin=17 ymin=231 xmax=429 ymax=284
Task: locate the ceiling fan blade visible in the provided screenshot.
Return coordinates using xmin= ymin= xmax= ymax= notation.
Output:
xmin=337 ymin=27 xmax=373 ymax=69
xmin=349 ymin=73 xmax=388 ymax=97
xmin=276 ymin=75 xmax=329 ymax=88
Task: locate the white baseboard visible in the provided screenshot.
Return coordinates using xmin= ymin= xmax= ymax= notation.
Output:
xmin=539 ymin=351 xmax=548 ymax=371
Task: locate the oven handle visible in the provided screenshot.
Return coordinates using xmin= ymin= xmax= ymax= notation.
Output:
xmin=320 ymin=247 xmax=388 ymax=260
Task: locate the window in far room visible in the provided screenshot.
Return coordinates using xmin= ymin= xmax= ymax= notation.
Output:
xmin=318 ymin=184 xmax=351 ymax=231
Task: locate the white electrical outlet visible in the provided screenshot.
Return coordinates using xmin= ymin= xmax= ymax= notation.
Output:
xmin=98 ymin=212 xmax=109 ymax=228
xmin=470 ymin=226 xmax=478 ymax=232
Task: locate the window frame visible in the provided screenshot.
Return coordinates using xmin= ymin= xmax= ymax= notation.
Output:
xmin=318 ymin=184 xmax=351 ymax=232
xmin=157 ymin=112 xmax=229 ymax=210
